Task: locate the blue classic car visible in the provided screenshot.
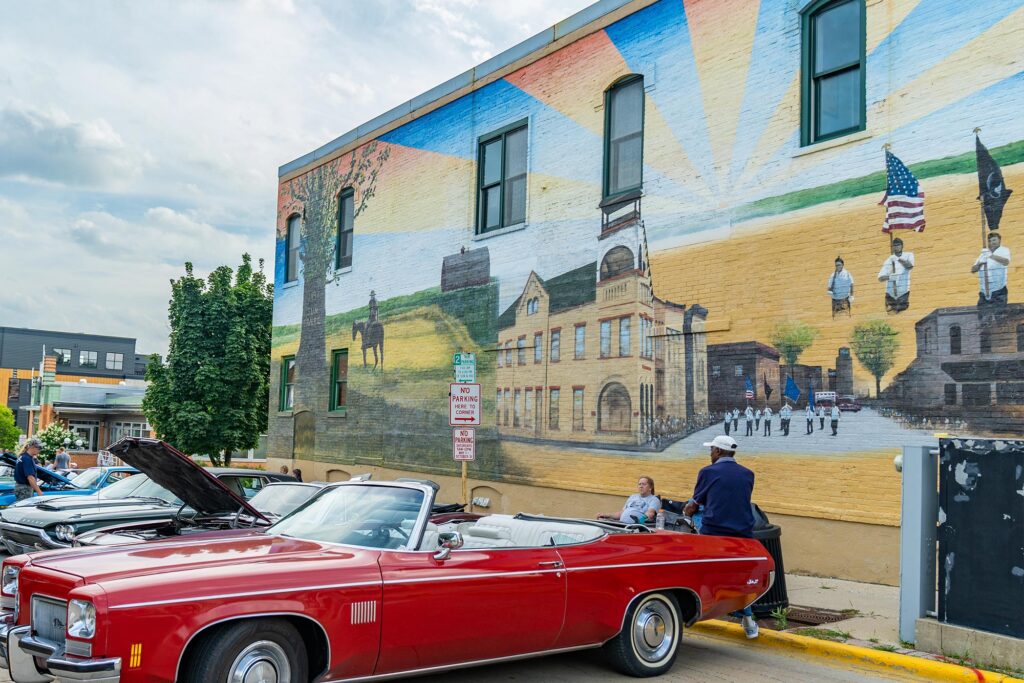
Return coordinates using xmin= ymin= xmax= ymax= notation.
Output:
xmin=0 ymin=454 xmax=137 ymax=507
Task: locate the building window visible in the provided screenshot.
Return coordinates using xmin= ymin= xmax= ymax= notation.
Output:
xmin=496 ymin=345 xmax=503 ymax=368
xmin=619 ymin=317 xmax=631 ymax=357
xmin=336 ymin=189 xmax=354 ymax=270
xmin=600 ymin=246 xmax=635 ymax=281
xmin=1018 ymin=324 xmax=1024 ymax=352
xmin=514 ymin=389 xmax=522 ymax=427
xmin=944 ymin=383 xmax=957 ymax=406
xmin=285 ymin=214 xmax=300 ymax=283
xmin=477 ymin=121 xmax=528 ymax=233
xmin=524 ymin=388 xmax=534 ymax=429
xmin=105 ymin=352 xmax=124 ymax=371
xmin=574 ymin=325 xmax=586 ymax=359
xmin=712 ymin=365 xmax=721 ymax=377
xmin=110 ymin=421 xmax=150 ymax=443
xmin=980 ymin=327 xmax=992 ymax=354
xmin=962 ymin=383 xmax=991 ymax=407
xmin=53 ymin=348 xmax=71 ymax=366
xmin=503 ymin=388 xmax=510 ymax=426
xmin=330 ymin=349 xmax=348 ymax=412
xmin=801 ymin=0 xmax=865 ymax=145
xmin=600 ymin=321 xmax=612 ymax=358
xmin=641 ymin=319 xmax=653 ymax=359
xmin=280 ymin=356 xmax=295 ymax=411
xmin=79 ymin=350 xmax=98 ymax=368
xmin=550 ymin=330 xmax=561 ymax=362
xmin=949 ymin=325 xmax=962 ymax=355
xmin=496 ymin=389 xmax=503 ymax=424
xmin=549 ymin=388 xmax=560 ymax=430
xmin=734 ymin=364 xmax=744 ymax=377
xmin=517 ymin=337 xmax=526 ymax=366
xmin=526 ymin=298 xmax=538 ymax=315
xmin=572 ymin=388 xmax=585 ymax=431
xmin=534 ymin=333 xmax=542 ymax=364
xmin=604 ymin=75 xmax=644 ymax=199
xmin=996 ymin=383 xmax=1024 ymax=405
xmin=504 ymin=341 xmax=512 ymax=367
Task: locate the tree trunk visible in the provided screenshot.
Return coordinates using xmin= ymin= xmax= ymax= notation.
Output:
xmin=875 ymin=375 xmax=881 ymax=399
xmin=295 ymin=219 xmax=330 ymax=420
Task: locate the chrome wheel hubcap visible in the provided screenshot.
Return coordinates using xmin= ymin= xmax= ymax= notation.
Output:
xmin=632 ymin=600 xmax=675 ymax=663
xmin=229 ymin=640 xmax=291 ymax=683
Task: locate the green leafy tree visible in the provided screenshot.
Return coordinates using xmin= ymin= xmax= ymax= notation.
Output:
xmin=851 ymin=320 xmax=900 ymax=397
xmin=770 ymin=321 xmax=819 ymax=367
xmin=0 ymin=406 xmax=21 ymax=451
xmin=35 ymin=422 xmax=78 ymax=460
xmin=284 ymin=143 xmax=389 ymax=412
xmin=144 ymin=254 xmax=273 ymax=466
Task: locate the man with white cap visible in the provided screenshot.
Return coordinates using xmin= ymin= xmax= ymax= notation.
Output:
xmin=684 ymin=435 xmax=758 ymax=638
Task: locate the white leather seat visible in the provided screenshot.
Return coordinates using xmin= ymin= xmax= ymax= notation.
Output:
xmin=460 ymin=515 xmax=603 ymax=548
xmin=418 ymin=522 xmax=439 ymax=550
xmin=460 ymin=523 xmax=515 ymax=548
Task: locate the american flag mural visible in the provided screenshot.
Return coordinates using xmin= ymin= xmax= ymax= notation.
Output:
xmin=880 ymin=150 xmax=926 ymax=233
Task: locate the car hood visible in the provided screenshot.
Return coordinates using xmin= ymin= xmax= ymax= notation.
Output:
xmin=0 ymin=453 xmax=75 ymax=486
xmin=2 ymin=497 xmax=178 ymax=526
xmin=109 ymin=438 xmax=265 ymax=519
xmin=29 ymin=532 xmax=355 ymax=584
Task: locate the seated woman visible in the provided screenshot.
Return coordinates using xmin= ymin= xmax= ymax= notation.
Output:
xmin=598 ymin=476 xmax=661 ymax=524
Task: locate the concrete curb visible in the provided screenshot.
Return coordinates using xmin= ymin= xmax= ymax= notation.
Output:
xmin=690 ymin=620 xmax=1024 ymax=682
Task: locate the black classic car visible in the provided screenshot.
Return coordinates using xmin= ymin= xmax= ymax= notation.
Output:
xmin=0 ymin=438 xmax=294 ymax=554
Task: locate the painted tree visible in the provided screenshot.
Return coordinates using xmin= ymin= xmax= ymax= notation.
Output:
xmin=0 ymin=406 xmax=21 ymax=451
xmin=851 ymin=320 xmax=900 ymax=398
xmin=283 ymin=142 xmax=390 ymax=413
xmin=770 ymin=321 xmax=819 ymax=368
xmin=144 ymin=255 xmax=273 ymax=465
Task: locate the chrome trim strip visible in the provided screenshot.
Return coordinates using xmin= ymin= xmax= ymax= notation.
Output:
xmin=111 ymin=580 xmax=382 ymax=609
xmin=174 ymin=612 xmax=330 ymax=682
xmin=342 ymin=643 xmax=602 ymax=682
xmin=567 ymin=557 xmax=770 ymax=573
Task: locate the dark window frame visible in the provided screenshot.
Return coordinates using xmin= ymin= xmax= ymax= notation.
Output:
xmin=279 ymin=355 xmax=296 ymax=411
xmin=336 ymin=188 xmax=355 ymax=270
xmin=53 ymin=348 xmax=72 ymax=366
xmin=285 ymin=214 xmax=301 ymax=283
xmin=105 ymin=352 xmax=124 ymax=371
xmin=949 ymin=325 xmax=962 ymax=355
xmin=329 ymin=349 xmax=348 ymax=413
xmin=800 ymin=0 xmax=866 ymax=146
xmin=476 ymin=119 xmax=529 ymax=234
xmin=79 ymin=350 xmax=98 ymax=369
xmin=603 ymin=74 xmax=645 ymax=201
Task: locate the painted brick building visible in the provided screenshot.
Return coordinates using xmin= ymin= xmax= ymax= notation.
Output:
xmin=269 ymin=0 xmax=1022 ymax=582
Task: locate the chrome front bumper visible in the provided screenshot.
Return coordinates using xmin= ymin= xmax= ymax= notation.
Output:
xmin=0 ymin=522 xmax=69 ymax=555
xmin=0 ymin=621 xmax=120 ymax=682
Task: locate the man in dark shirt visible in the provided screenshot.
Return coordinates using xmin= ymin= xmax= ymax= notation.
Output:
xmin=14 ymin=438 xmax=45 ymax=501
xmin=684 ymin=435 xmax=759 ymax=638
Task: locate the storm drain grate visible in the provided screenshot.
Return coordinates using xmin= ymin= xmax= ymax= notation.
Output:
xmin=784 ymin=606 xmax=852 ymax=626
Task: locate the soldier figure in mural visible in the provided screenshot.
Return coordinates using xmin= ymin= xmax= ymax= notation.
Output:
xmin=762 ymin=405 xmax=772 ymax=436
xmin=352 ymin=290 xmax=385 ymax=369
xmin=972 ymin=232 xmax=1011 ymax=307
xmin=830 ymin=404 xmax=841 ymax=436
xmin=744 ymin=405 xmax=754 ymax=436
xmin=805 ymin=404 xmax=815 ymax=435
xmin=827 ymin=257 xmax=854 ymax=317
xmin=817 ymin=404 xmax=825 ymax=430
xmin=878 ymin=238 xmax=915 ymax=313
xmin=732 ymin=408 xmax=739 ymax=432
xmin=722 ymin=412 xmax=731 ymax=436
xmin=779 ymin=403 xmax=792 ymax=436
xmin=754 ymin=408 xmax=762 ymax=431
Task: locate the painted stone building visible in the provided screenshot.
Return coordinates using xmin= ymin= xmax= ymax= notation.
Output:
xmin=269 ymin=0 xmax=1022 ymax=583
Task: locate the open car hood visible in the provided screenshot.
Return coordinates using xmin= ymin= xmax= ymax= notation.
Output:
xmin=108 ymin=438 xmax=267 ymax=520
xmin=0 ymin=453 xmax=75 ymax=486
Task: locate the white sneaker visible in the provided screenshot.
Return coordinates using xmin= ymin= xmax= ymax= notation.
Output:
xmin=742 ymin=616 xmax=759 ymax=639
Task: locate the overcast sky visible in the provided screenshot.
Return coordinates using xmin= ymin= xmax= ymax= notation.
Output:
xmin=0 ymin=0 xmax=592 ymax=355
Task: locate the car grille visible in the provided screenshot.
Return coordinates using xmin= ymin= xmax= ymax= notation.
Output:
xmin=31 ymin=595 xmax=67 ymax=646
xmin=3 ymin=528 xmax=48 ymax=551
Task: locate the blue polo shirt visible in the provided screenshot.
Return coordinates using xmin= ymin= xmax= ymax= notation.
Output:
xmin=692 ymin=456 xmax=755 ymax=538
xmin=14 ymin=453 xmax=38 ymax=486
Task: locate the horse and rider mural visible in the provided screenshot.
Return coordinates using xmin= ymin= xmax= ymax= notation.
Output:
xmin=352 ymin=290 xmax=385 ymax=369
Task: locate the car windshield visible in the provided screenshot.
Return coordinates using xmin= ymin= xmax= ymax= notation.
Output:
xmin=268 ymin=484 xmax=425 ymax=549
xmin=98 ymin=473 xmax=151 ymax=499
xmin=69 ymin=468 xmax=107 ymax=489
xmin=249 ymin=484 xmax=320 ymax=517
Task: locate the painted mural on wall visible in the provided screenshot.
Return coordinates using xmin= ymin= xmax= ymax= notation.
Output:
xmin=270 ymin=0 xmax=1023 ymax=520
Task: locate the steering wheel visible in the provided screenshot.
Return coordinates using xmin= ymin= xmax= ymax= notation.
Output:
xmin=375 ymin=522 xmax=410 ymax=543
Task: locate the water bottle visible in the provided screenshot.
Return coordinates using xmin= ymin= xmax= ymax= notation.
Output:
xmin=655 ymin=510 xmax=666 ymax=530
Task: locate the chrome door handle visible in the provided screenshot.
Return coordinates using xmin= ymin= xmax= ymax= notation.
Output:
xmin=539 ymin=561 xmax=563 ymax=568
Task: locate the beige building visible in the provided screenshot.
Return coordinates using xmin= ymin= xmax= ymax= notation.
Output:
xmin=495 ymin=219 xmax=708 ymax=448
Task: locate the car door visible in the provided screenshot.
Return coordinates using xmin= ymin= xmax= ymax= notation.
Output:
xmin=375 ymin=546 xmax=567 ymax=674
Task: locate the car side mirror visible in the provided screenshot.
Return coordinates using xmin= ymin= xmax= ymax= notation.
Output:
xmin=433 ymin=531 xmax=464 ymax=561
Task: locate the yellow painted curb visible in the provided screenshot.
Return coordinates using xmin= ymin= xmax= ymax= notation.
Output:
xmin=690 ymin=620 xmax=1024 ymax=683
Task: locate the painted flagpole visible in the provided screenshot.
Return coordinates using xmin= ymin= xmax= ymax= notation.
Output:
xmin=974 ymin=128 xmax=991 ymax=299
xmin=882 ymin=144 xmax=896 ymax=302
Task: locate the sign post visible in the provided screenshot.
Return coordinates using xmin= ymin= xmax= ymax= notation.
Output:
xmin=450 ymin=360 xmax=481 ymax=505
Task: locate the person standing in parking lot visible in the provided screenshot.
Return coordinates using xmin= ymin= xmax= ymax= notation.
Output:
xmin=54 ymin=447 xmax=71 ymax=470
xmin=684 ymin=436 xmax=758 ymax=639
xmin=14 ymin=438 xmax=45 ymax=500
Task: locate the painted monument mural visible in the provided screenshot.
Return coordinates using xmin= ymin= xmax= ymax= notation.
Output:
xmin=270 ymin=0 xmax=1023 ymax=524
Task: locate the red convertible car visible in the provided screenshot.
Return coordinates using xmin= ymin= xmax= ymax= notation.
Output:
xmin=0 ymin=438 xmax=774 ymax=682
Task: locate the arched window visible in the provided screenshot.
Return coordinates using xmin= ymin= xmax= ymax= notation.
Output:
xmin=600 ymin=246 xmax=635 ymax=280
xmin=598 ymin=382 xmax=632 ymax=432
xmin=604 ymin=75 xmax=644 ymax=199
xmin=337 ymin=188 xmax=354 ymax=269
xmin=949 ymin=325 xmax=962 ymax=355
xmin=526 ymin=297 xmax=538 ymax=315
xmin=801 ymin=0 xmax=865 ymax=145
xmin=285 ymin=214 xmax=301 ymax=283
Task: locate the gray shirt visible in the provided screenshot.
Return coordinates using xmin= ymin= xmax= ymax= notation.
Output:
xmin=619 ymin=493 xmax=661 ymax=523
xmin=55 ymin=451 xmax=71 ymax=469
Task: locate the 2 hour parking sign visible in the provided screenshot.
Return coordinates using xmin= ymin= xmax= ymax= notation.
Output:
xmin=449 ymin=383 xmax=481 ymax=426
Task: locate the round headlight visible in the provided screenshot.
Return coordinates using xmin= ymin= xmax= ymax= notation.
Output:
xmin=1 ymin=566 xmax=19 ymax=597
xmin=67 ymin=599 xmax=96 ymax=639
xmin=54 ymin=525 xmax=75 ymax=542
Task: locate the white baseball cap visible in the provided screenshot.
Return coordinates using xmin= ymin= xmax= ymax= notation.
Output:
xmin=702 ymin=435 xmax=738 ymax=452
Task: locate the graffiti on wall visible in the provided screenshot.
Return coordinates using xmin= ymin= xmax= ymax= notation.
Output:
xmin=270 ymin=0 xmax=1023 ymax=519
